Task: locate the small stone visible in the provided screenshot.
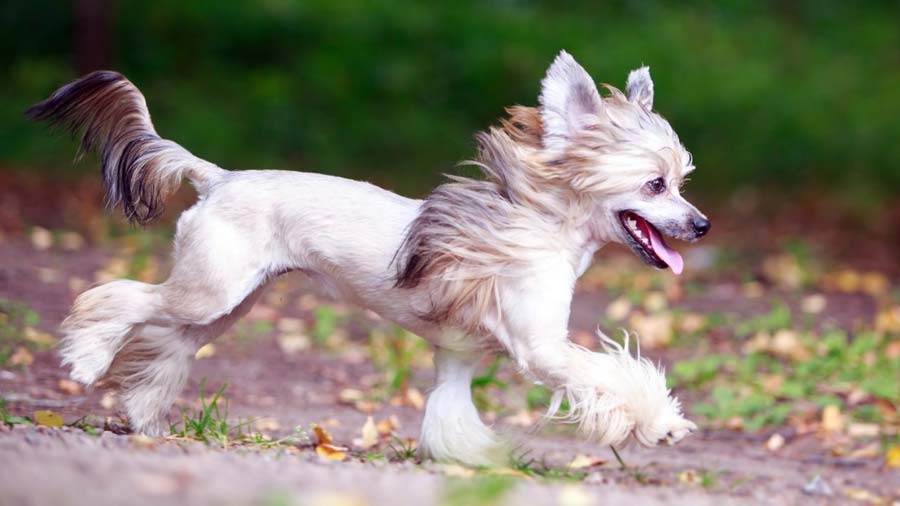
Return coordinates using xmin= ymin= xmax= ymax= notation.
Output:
xmin=802 ymin=475 xmax=833 ymax=497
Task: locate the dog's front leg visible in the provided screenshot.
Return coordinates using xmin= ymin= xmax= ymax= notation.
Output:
xmin=494 ymin=266 xmax=640 ymax=447
xmin=418 ymin=347 xmax=506 ymax=466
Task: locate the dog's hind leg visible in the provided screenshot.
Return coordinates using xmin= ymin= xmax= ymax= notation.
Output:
xmin=107 ymin=285 xmax=267 ymax=435
xmin=418 ymin=348 xmax=506 ymax=466
xmin=62 ymin=211 xmax=275 ymax=435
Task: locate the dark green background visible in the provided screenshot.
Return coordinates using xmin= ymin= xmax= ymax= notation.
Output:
xmin=3 ymin=1 xmax=898 ymax=201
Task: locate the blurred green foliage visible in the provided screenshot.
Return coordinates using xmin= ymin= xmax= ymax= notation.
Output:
xmin=2 ymin=1 xmax=899 ymax=198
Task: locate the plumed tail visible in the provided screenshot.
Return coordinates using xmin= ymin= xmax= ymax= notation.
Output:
xmin=25 ymin=71 xmax=224 ymax=224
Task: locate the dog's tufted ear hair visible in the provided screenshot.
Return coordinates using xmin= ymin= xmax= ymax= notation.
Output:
xmin=539 ymin=50 xmax=603 ymax=156
xmin=625 ymin=66 xmax=654 ymax=110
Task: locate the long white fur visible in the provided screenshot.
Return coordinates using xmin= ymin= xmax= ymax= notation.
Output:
xmin=36 ymin=51 xmax=707 ymax=467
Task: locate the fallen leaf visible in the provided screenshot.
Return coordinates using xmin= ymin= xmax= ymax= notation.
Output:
xmin=801 ymin=294 xmax=827 ymax=314
xmin=25 ymin=327 xmax=56 ymax=346
xmin=194 ymin=343 xmax=216 ymax=359
xmin=277 ymin=333 xmax=310 ymax=354
xmin=100 ymin=392 xmax=117 ymax=409
xmin=886 ymin=446 xmax=900 ymax=468
xmin=605 ymin=297 xmax=632 ymax=321
xmin=59 ymin=231 xmax=85 ymax=251
xmin=679 ymin=312 xmax=706 ymax=333
xmin=376 ymin=416 xmax=399 ymax=436
xmin=771 ymin=329 xmax=810 ymax=361
xmin=30 ymin=227 xmax=53 ymax=251
xmin=405 ymin=388 xmax=425 ymax=410
xmin=844 ymin=488 xmax=882 ymax=504
xmin=352 ymin=416 xmax=378 ymax=450
xmin=9 ymin=347 xmax=33 ymax=367
xmin=58 ymin=379 xmax=83 ymax=395
xmin=316 ymin=443 xmax=348 ymax=461
xmin=568 ymin=454 xmax=606 ymax=469
xmin=848 ymin=443 xmax=880 ymax=459
xmin=678 ymin=469 xmax=700 ymax=485
xmin=847 ymin=423 xmax=880 ymax=439
xmin=643 ymin=291 xmax=667 ymax=313
xmin=860 ymin=272 xmax=889 ymax=296
xmin=821 ymin=405 xmax=844 ymax=433
xmin=742 ymin=281 xmax=765 ymax=298
xmin=34 ymin=410 xmax=63 ymax=427
xmin=765 ymin=433 xmax=785 ymax=452
xmin=628 ymin=311 xmax=673 ymax=349
xmin=312 ymin=424 xmax=334 ymax=445
xmin=131 ymin=434 xmax=156 ymax=449
xmin=36 ymin=267 xmax=59 ymax=283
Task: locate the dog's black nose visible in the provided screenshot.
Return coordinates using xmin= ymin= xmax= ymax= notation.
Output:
xmin=692 ymin=216 xmax=711 ymax=237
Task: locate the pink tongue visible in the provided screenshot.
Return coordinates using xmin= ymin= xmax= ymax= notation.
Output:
xmin=647 ymin=225 xmax=684 ymax=275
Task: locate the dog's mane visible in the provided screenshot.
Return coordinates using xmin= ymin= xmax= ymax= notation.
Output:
xmin=394 ymin=88 xmax=690 ymax=333
xmin=394 ymin=106 xmax=590 ymax=332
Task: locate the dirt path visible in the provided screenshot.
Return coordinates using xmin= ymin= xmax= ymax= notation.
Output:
xmin=1 ymin=236 xmax=898 ymax=505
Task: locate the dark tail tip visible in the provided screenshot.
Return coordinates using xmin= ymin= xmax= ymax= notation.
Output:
xmin=25 ymin=70 xmax=127 ymax=124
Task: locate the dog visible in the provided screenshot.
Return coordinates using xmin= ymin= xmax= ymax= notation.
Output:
xmin=27 ymin=51 xmax=709 ymax=466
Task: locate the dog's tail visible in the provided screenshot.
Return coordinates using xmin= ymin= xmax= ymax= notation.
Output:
xmin=25 ymin=71 xmax=225 ymax=224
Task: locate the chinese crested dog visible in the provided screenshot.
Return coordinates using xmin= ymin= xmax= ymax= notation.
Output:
xmin=28 ymin=51 xmax=709 ymax=466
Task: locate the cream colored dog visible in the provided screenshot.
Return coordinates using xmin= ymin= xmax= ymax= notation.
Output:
xmin=28 ymin=51 xmax=709 ymax=466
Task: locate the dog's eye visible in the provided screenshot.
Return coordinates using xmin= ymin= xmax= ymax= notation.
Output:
xmin=647 ymin=177 xmax=666 ymax=194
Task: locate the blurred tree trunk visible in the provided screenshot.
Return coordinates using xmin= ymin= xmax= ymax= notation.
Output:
xmin=74 ymin=0 xmax=112 ymax=73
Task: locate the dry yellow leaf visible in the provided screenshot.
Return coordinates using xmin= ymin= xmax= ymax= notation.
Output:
xmin=352 ymin=416 xmax=378 ymax=450
xmin=605 ymin=297 xmax=632 ymax=321
xmin=405 ymin=387 xmax=425 ymax=410
xmin=765 ymin=433 xmax=785 ymax=452
xmin=677 ymin=469 xmax=699 ymax=485
xmin=30 ymin=226 xmax=53 ymax=251
xmin=821 ymin=405 xmax=844 ymax=433
xmin=9 ymin=347 xmax=34 ymax=367
xmin=316 ymin=443 xmax=347 ymax=461
xmin=628 ymin=311 xmax=673 ymax=349
xmin=312 ymin=424 xmax=334 ymax=445
xmin=34 ymin=410 xmax=63 ymax=427
xmin=376 ymin=416 xmax=399 ymax=436
xmin=801 ymin=294 xmax=827 ymax=314
xmin=100 ymin=392 xmax=117 ymax=409
xmin=194 ymin=343 xmax=216 ymax=359
xmin=58 ymin=379 xmax=83 ymax=395
xmin=844 ymin=488 xmax=882 ymax=504
xmin=643 ymin=291 xmax=667 ymax=312
xmin=568 ymin=454 xmax=605 ymax=469
xmin=886 ymin=446 xmax=900 ymax=468
xmin=861 ymin=272 xmax=889 ymax=296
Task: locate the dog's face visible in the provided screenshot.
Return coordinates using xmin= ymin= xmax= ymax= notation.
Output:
xmin=538 ymin=52 xmax=710 ymax=274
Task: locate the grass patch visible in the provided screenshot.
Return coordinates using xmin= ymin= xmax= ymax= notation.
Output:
xmin=441 ymin=475 xmax=515 ymax=506
xmin=0 ymin=396 xmax=31 ymax=426
xmin=168 ymin=380 xmax=307 ymax=449
xmin=672 ymin=328 xmax=900 ymax=431
xmin=0 ymin=299 xmax=42 ymax=366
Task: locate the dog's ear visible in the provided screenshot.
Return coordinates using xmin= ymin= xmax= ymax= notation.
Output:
xmin=539 ymin=50 xmax=602 ymax=155
xmin=625 ymin=66 xmax=654 ymax=110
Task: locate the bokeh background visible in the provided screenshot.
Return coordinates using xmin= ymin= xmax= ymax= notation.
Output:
xmin=1 ymin=3 xmax=900 ymax=500
xmin=3 ymin=0 xmax=899 ymax=202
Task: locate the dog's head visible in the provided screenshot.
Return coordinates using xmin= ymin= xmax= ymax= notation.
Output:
xmin=537 ymin=51 xmax=710 ymax=274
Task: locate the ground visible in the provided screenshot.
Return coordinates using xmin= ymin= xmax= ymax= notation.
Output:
xmin=0 ymin=189 xmax=898 ymax=506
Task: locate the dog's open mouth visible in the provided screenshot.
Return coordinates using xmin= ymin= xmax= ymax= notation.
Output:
xmin=619 ymin=211 xmax=684 ymax=275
